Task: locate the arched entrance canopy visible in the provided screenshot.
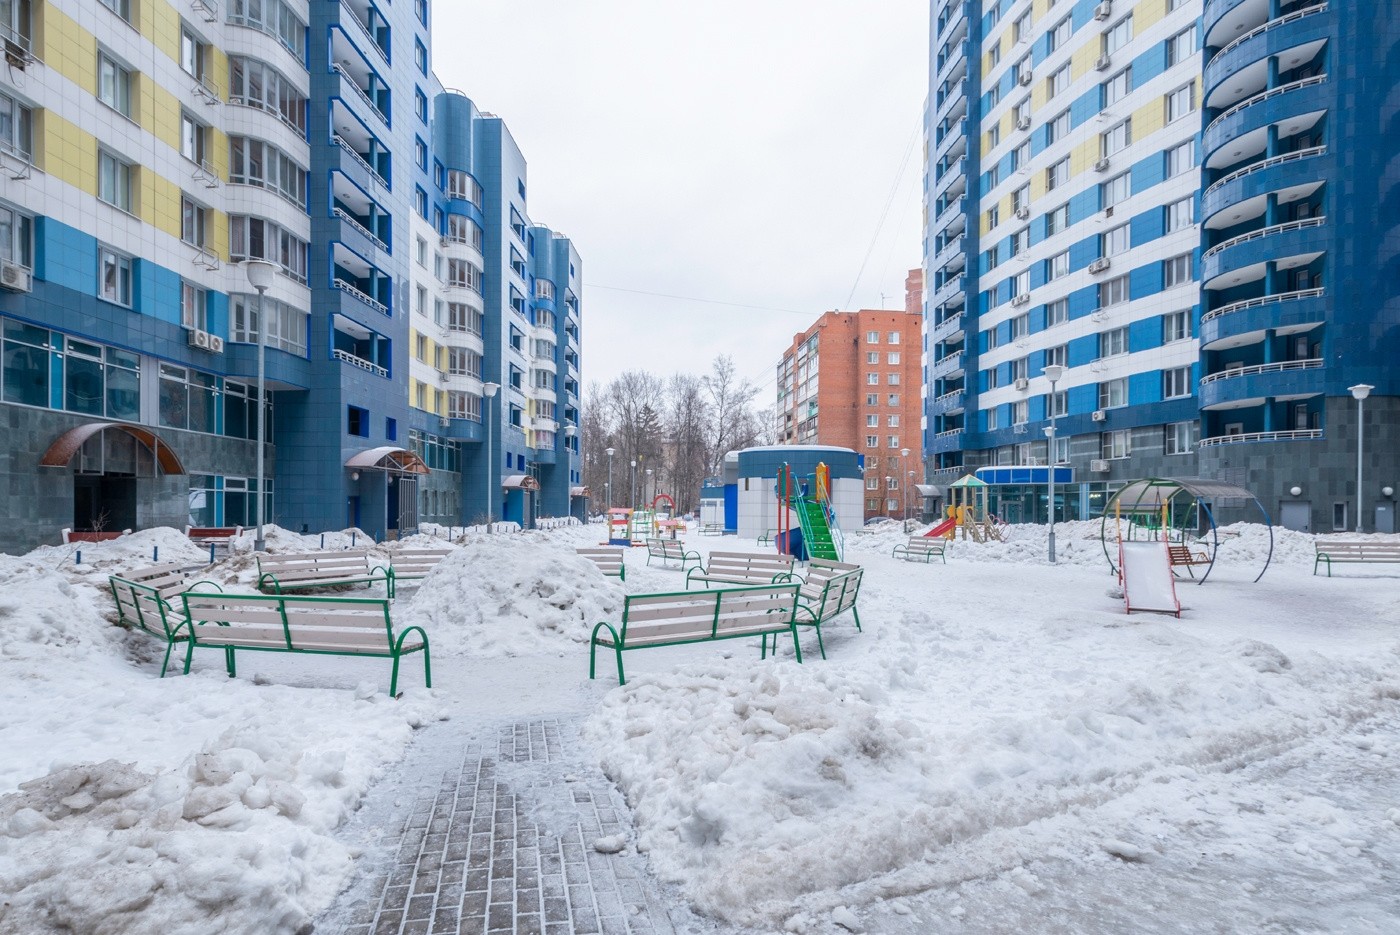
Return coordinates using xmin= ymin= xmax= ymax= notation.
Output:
xmin=345 ymin=447 xmax=430 ymax=475
xmin=1099 ymin=477 xmax=1274 ymax=584
xmin=39 ymin=422 xmax=185 ymax=474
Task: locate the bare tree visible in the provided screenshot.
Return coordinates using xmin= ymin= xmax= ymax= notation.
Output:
xmin=702 ymin=355 xmax=762 ymax=475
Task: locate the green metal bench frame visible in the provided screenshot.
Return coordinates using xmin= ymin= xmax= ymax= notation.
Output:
xmin=757 ymin=528 xmax=777 ymax=545
xmin=590 ymin=583 xmax=802 ymax=685
xmin=644 ymin=538 xmax=702 ymax=571
xmin=1313 ymin=541 xmax=1400 ymax=576
xmin=684 ymin=551 xmax=796 ymax=590
xmin=110 ymin=568 xmax=224 ymax=677
xmin=256 ymin=551 xmax=395 ymax=597
xmin=179 ymin=590 xmax=430 ymax=696
xmin=577 ymin=547 xmax=627 ymax=581
xmin=892 ymin=536 xmax=948 ymax=563
xmin=764 ymin=559 xmax=864 ymax=660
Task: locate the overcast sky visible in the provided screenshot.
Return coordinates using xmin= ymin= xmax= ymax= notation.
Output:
xmin=433 ymin=1 xmax=929 ymax=400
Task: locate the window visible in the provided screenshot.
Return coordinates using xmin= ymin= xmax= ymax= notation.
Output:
xmin=1164 ymin=253 xmax=1193 ymax=287
xmin=1048 ymin=110 xmax=1070 ymax=144
xmin=448 ymin=347 xmax=482 ymax=378
xmin=347 ymin=405 xmax=368 ymax=437
xmin=0 ymin=204 xmax=34 ymax=268
xmin=1104 ymin=68 xmax=1131 ymax=106
xmin=1046 ymin=203 xmax=1069 ymax=235
xmin=1014 ymin=56 xmax=1031 ymax=85
xmin=229 ymin=0 xmax=307 ymax=63
xmin=447 ymin=303 xmax=483 ymax=335
xmin=414 ymin=39 xmax=428 ymax=75
xmin=1166 ymin=141 xmax=1194 ymax=178
xmin=866 ymin=476 xmax=879 ymax=491
xmin=181 ymin=195 xmax=208 ymax=247
xmin=1102 ymin=119 xmax=1132 ymax=157
xmin=447 ymin=170 xmax=484 ymax=207
xmin=988 ymin=123 xmax=1001 ymax=149
xmin=866 ymin=351 xmax=879 ymax=364
xmin=1165 ymin=197 xmax=1194 ymax=234
xmin=1102 ymin=224 xmax=1129 ymax=257
xmin=98 ymin=151 xmax=133 ymax=212
xmin=1048 ymin=388 xmax=1068 ymax=419
xmin=1163 ymin=366 xmax=1192 ymax=398
xmin=1014 ymin=98 xmax=1032 ymax=127
xmin=987 ymin=244 xmax=1000 ymax=269
xmin=988 ymin=42 xmax=1001 ymax=70
xmin=1049 ymin=63 xmax=1070 ymax=98
xmin=1012 ymin=400 xmax=1029 ymax=425
xmin=866 ymin=393 xmax=878 ymax=406
xmin=888 ymin=435 xmax=900 ymax=448
xmin=1101 ymin=429 xmax=1131 ymax=459
xmin=1012 ymin=269 xmax=1031 ymax=297
xmin=1049 ymin=17 xmax=1071 ymax=50
xmin=414 ymin=186 xmax=428 ymax=219
xmin=1165 ymin=421 xmax=1194 ymax=455
xmin=1100 ymin=327 xmax=1129 ymax=358
xmin=1100 ymin=275 xmax=1130 ymax=308
xmin=866 ymin=414 xmax=879 ymax=428
xmin=1011 ymin=313 xmax=1030 ymax=339
xmin=1163 ymin=310 xmax=1190 ymax=343
xmin=414 ymin=137 xmax=427 ymax=171
xmin=228 ymin=216 xmax=309 ymax=283
xmin=447 ymin=214 xmax=484 ymax=249
xmin=888 ymin=414 xmax=900 ymax=427
xmin=887 ymin=352 xmax=901 ymax=364
xmin=181 ymin=25 xmax=208 ymax=80
xmin=229 ymin=57 xmax=308 ymax=132
xmin=229 ymin=294 xmax=308 ymax=355
xmin=987 ymin=205 xmax=1000 ymax=229
xmin=1047 ymin=251 xmax=1069 ymax=280
xmin=867 ymin=372 xmax=879 ymax=385
xmin=98 ymin=52 xmax=132 ymax=118
xmin=98 ymin=246 xmax=132 ymax=306
xmin=1013 ymin=10 xmax=1032 ymax=42
xmin=887 ymin=373 xmax=900 ymax=385
xmin=159 ymin=365 xmax=219 ymax=432
xmin=1103 ymin=16 xmax=1133 ymax=55
xmin=99 ymin=0 xmax=131 ymax=23
xmin=1166 ymin=84 xmax=1196 ymax=122
xmin=866 ymin=435 xmax=878 ymax=448
xmin=987 ymin=83 xmax=1001 ymax=109
xmin=415 ymin=88 xmax=428 ymax=122
xmin=229 ymin=138 xmax=308 ymax=208
xmin=1046 ymin=156 xmax=1070 ymax=190
xmin=986 ymin=408 xmax=999 ymax=431
xmin=0 ymin=93 xmax=32 ymax=163
xmin=415 ymin=0 xmax=428 ymax=24
xmin=1101 ymin=172 xmax=1130 ymax=209
xmin=1012 ymin=184 xmax=1030 ymax=214
xmin=181 ymin=282 xmax=208 ymax=330
xmin=1098 ymin=378 xmax=1128 ymax=409
xmin=180 ymin=113 xmax=208 ymax=165
xmin=1012 ymin=139 xmax=1030 ymax=170
xmin=867 ymin=330 xmax=880 ymax=343
xmin=1011 ymin=227 xmax=1029 ymax=257
xmin=415 ymin=285 xmax=427 ymax=317
xmin=1046 ymin=299 xmax=1068 ymax=327
xmin=987 ymin=163 xmax=1002 ymax=189
xmin=1167 ymin=25 xmax=1198 ymax=67
xmin=447 ymin=259 xmax=483 ymax=291
xmin=1011 ymin=357 xmax=1029 ymax=382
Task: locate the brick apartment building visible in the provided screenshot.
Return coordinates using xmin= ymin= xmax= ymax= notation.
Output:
xmin=775 ymin=309 xmax=924 ymax=519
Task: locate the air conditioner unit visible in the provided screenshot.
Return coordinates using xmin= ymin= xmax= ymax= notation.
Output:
xmin=207 ymin=335 xmax=225 ymax=354
xmin=1016 ymin=115 xmax=1032 ymax=131
xmin=1104 ymin=205 xmax=1115 ymax=218
xmin=1091 ymin=409 xmax=1107 ymax=422
xmin=1013 ymin=422 xmax=1028 ymax=434
xmin=1095 ymin=55 xmax=1112 ymax=71
xmin=1014 ymin=377 xmax=1030 ymax=391
xmin=187 ymin=328 xmax=211 ymax=349
xmin=1011 ymin=293 xmax=1030 ymax=306
xmin=438 ymin=371 xmax=449 ymax=382
xmin=1091 ymin=458 xmax=1111 ymax=472
xmin=1094 ymin=158 xmax=1112 ymax=172
xmin=1094 ymin=2 xmax=1113 ymax=21
xmin=1018 ymin=71 xmax=1032 ymax=86
xmin=1014 ymin=206 xmax=1030 ymax=220
xmin=0 ymin=260 xmax=31 ymax=292
xmin=1088 ymin=257 xmax=1111 ymax=273
xmin=439 ymin=237 xmax=451 ymax=248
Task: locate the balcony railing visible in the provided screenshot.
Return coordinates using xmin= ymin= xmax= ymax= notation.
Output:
xmin=1206 ymin=75 xmax=1327 ymax=138
xmin=334 ymin=278 xmax=389 ymax=316
xmin=332 ymin=134 xmax=387 ymax=187
xmin=334 ymin=348 xmax=387 ymax=378
xmin=935 ymin=428 xmax=963 ymax=439
xmin=1201 ymin=287 xmax=1324 ymax=324
xmin=341 ymin=0 xmax=389 ymax=63
xmin=333 ymin=64 xmax=389 ymax=126
xmin=1198 ymin=428 xmax=1322 ymax=448
xmin=1204 ymin=146 xmax=1326 ymax=201
xmin=333 ymin=207 xmax=387 ymax=252
xmin=1198 ymin=357 xmax=1322 ymax=386
xmin=1203 ymin=216 xmax=1325 ymax=261
xmin=1214 ymin=3 xmax=1327 ymax=62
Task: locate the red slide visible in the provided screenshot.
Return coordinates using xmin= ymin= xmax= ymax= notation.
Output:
xmin=924 ymin=516 xmax=957 ymax=538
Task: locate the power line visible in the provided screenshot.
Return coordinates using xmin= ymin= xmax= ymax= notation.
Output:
xmin=842 ymin=115 xmax=921 ymax=311
xmin=584 ymin=284 xmax=810 ymax=316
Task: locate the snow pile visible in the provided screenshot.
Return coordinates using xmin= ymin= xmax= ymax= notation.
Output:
xmin=24 ymin=526 xmax=211 ymax=573
xmin=583 ymin=603 xmax=1397 ymax=927
xmin=399 ymin=533 xmax=624 ymax=656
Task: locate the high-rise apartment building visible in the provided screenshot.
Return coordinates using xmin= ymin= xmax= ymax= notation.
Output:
xmin=776 ymin=309 xmax=923 ymax=519
xmin=922 ymin=0 xmax=1397 ymax=531
xmin=0 ymin=0 xmax=581 ymax=553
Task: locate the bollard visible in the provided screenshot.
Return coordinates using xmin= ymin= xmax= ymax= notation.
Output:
xmin=209 ymin=543 xmax=216 ymax=566
xmin=351 ymin=532 xmax=357 ymax=547
xmin=75 ymin=549 xmax=81 ymax=565
xmin=153 ymin=546 xmax=159 ymax=562
xmin=320 ymin=533 xmax=325 ymax=549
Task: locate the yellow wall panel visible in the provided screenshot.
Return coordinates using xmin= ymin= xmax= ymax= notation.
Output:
xmin=1071 ymin=43 xmax=1097 ymax=82
xmin=1135 ymin=0 xmax=1168 ymax=32
xmin=36 ymin=112 xmax=95 ymax=196
xmin=208 ymin=209 xmax=229 ymax=261
xmin=207 ymin=49 xmax=228 ymax=100
xmin=1030 ymin=171 xmax=1047 ymax=201
xmin=148 ymin=82 xmax=182 ymax=151
xmin=1031 ymin=80 xmax=1047 ymax=110
xmin=1071 ymin=138 xmax=1100 ymax=176
xmin=1133 ymin=98 xmax=1166 ymax=139
xmin=149 ymin=0 xmax=183 ymax=62
xmin=208 ymin=129 xmax=229 ymax=178
xmin=42 ymin=7 xmax=96 ymax=95
xmin=1033 ymin=0 xmax=1049 ymax=19
xmin=142 ymin=170 xmax=183 ymax=239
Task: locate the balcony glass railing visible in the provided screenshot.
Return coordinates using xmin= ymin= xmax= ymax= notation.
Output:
xmin=1201 ymin=287 xmax=1324 ymax=324
xmin=1203 ymin=217 xmax=1325 ymax=261
xmin=1198 ymin=358 xmax=1322 ymax=386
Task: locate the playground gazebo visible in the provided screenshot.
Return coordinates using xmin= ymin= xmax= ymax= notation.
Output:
xmin=1099 ymin=477 xmax=1275 ymax=584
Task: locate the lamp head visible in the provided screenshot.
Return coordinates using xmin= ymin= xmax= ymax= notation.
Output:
xmin=1043 ymin=364 xmax=1065 ymax=384
xmin=242 ymin=259 xmax=278 ymax=292
xmin=564 ymin=425 xmax=576 ymax=437
xmin=901 ymin=448 xmax=910 ymax=457
xmin=1289 ymin=486 xmax=1302 ymax=496
xmin=1349 ymin=383 xmax=1374 ymax=401
xmin=605 ymin=447 xmax=615 ymax=456
xmin=482 ymin=382 xmax=500 ymax=398
xmin=1384 ymin=486 xmax=1394 ymax=498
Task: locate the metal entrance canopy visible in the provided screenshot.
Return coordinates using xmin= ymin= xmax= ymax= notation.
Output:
xmin=344 ymin=447 xmax=430 ymax=475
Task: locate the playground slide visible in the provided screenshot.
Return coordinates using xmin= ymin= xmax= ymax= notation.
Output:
xmin=924 ymin=516 xmax=957 ymax=538
xmin=1119 ymin=540 xmax=1181 ymax=617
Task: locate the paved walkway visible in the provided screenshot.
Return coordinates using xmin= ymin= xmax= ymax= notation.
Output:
xmin=322 ymin=713 xmax=729 ymax=935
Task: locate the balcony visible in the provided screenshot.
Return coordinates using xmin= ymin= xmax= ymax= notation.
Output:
xmin=334 ymin=348 xmax=387 ymax=378
xmin=1204 ymin=3 xmax=1330 ymax=96
xmin=929 ymin=388 xmax=966 ymax=416
xmin=929 ymin=427 xmax=966 ymax=454
xmin=1198 ymin=428 xmax=1322 ymax=448
xmin=341 ymin=0 xmax=391 ymax=63
xmin=1202 ymin=146 xmax=1326 ymax=222
xmin=930 ymin=311 xmax=964 ymax=343
xmin=1203 ymin=75 xmax=1328 ymax=161
xmin=1200 ymin=288 xmax=1325 ymax=350
xmin=931 ymin=350 xmax=965 ymax=379
xmin=1198 ymin=358 xmax=1324 ymax=410
xmin=1201 ymin=217 xmax=1326 ymax=286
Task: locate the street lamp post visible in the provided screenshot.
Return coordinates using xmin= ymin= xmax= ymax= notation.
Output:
xmin=907 ymin=470 xmax=916 ymax=521
xmin=900 ymin=448 xmax=910 ymax=520
xmin=645 ymin=468 xmax=654 ymax=509
xmin=1043 ymin=364 xmax=1065 ymax=563
xmin=242 ymin=260 xmax=278 ymax=553
xmin=483 ymin=382 xmax=500 ymax=531
xmin=605 ymin=447 xmax=615 ymax=509
xmin=1349 ymin=384 xmax=1374 ymax=533
xmin=630 ymin=459 xmax=637 ymax=509
xmin=564 ymin=426 xmax=576 ymax=519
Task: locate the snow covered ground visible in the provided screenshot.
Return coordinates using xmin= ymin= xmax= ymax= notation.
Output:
xmin=2 ymin=520 xmax=1398 ymax=934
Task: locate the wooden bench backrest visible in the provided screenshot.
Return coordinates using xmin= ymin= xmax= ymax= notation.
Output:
xmin=802 ymin=559 xmax=864 ymax=617
xmin=704 ymin=551 xmax=795 ymax=578
xmin=577 ymin=547 xmax=625 ymax=573
xmin=903 ymin=537 xmax=945 ymax=552
xmin=257 ymin=551 xmax=372 ymax=582
xmin=111 ymin=570 xmax=189 ymax=637
xmin=389 ymin=548 xmax=454 ymax=575
xmin=182 ymin=591 xmax=394 ymax=653
xmin=619 ymin=584 xmax=799 ymax=645
xmin=187 ymin=526 xmax=241 ymax=539
xmin=1315 ymin=541 xmax=1400 ymax=558
xmin=645 ymin=538 xmax=686 ymax=556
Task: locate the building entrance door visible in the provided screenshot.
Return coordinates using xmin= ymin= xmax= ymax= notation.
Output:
xmin=73 ymin=475 xmax=137 ymax=532
xmin=1279 ymin=500 xmax=1311 ymax=533
xmin=1375 ymin=503 xmax=1395 ymax=534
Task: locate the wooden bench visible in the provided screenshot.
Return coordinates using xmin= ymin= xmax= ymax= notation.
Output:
xmin=1313 ymin=541 xmax=1400 ymax=576
xmin=698 ymin=523 xmax=724 ymax=536
xmin=185 ymin=525 xmax=243 ymax=550
xmin=63 ymin=527 xmax=132 ymax=544
xmin=757 ymin=529 xmax=777 ymax=545
xmin=685 ymin=551 xmax=796 ymax=590
xmin=892 ymin=536 xmax=948 ymax=563
xmin=255 ymin=551 xmax=392 ymax=596
xmin=375 ymin=548 xmax=455 ymax=595
xmin=1167 ymin=543 xmax=1211 ymax=577
xmin=764 ymin=559 xmax=865 ymax=660
xmin=644 ymin=538 xmax=702 ymax=571
xmin=109 ymin=563 xmax=224 ymax=677
xmin=589 ymin=583 xmax=802 ymax=684
xmin=577 ymin=546 xmax=626 ymax=580
xmin=178 ymin=591 xmax=430 ymax=696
